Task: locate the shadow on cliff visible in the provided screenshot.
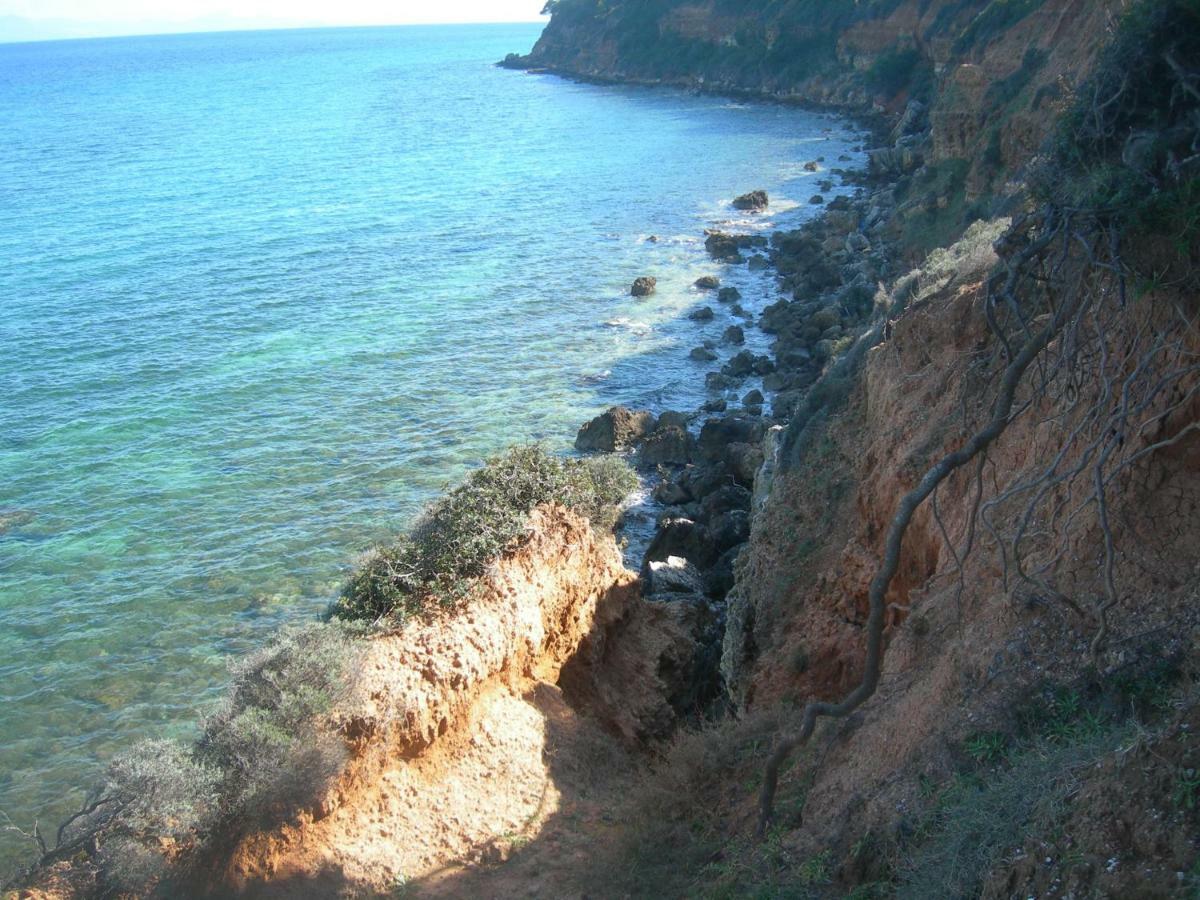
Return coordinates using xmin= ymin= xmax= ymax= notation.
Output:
xmin=232 ymin=679 xmax=642 ymax=900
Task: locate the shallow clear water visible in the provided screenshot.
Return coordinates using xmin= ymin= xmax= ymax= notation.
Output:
xmin=0 ymin=22 xmax=864 ymax=868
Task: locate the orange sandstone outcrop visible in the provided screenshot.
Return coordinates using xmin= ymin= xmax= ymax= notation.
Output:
xmin=224 ymin=506 xmax=694 ymax=896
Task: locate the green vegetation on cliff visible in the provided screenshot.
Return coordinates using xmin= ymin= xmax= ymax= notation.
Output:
xmin=516 ymin=0 xmax=922 ymax=93
xmin=1035 ymin=0 xmax=1200 ymax=263
xmin=333 ymin=445 xmax=636 ymax=624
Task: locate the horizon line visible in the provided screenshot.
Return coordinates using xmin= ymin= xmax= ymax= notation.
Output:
xmin=0 ymin=16 xmax=547 ymax=48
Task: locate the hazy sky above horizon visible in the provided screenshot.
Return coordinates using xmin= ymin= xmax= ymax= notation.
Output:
xmin=0 ymin=0 xmax=547 ymax=42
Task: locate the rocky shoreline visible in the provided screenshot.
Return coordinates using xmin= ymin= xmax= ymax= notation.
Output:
xmin=568 ymin=130 xmax=912 ymax=712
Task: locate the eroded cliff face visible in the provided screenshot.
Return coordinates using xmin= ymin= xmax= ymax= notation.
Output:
xmin=216 ymin=507 xmax=701 ymax=896
xmin=718 ymin=229 xmax=1200 ymax=892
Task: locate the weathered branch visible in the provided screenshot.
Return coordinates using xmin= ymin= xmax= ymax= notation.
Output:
xmin=757 ymin=276 xmax=1085 ymax=835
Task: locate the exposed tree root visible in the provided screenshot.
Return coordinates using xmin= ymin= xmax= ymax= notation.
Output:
xmin=757 ymin=237 xmax=1089 ymax=834
xmin=757 ymin=206 xmax=1199 ymax=834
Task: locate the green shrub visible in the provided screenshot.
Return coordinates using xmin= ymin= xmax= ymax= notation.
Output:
xmin=1033 ymin=0 xmax=1200 ymax=252
xmin=866 ymin=46 xmax=924 ymax=97
xmin=333 ymin=446 xmax=637 ymax=624
xmin=898 ymin=728 xmax=1127 ymax=899
xmin=197 ymin=621 xmax=362 ymax=837
xmin=27 ymin=621 xmax=362 ymax=895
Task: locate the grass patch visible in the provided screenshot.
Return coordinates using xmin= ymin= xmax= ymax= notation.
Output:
xmin=898 ymin=726 xmax=1129 ymax=899
xmin=332 ymin=446 xmax=636 ymax=625
xmin=899 ymin=658 xmax=1187 ymax=898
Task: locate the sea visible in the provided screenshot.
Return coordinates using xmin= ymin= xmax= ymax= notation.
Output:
xmin=0 ymin=22 xmax=865 ymax=871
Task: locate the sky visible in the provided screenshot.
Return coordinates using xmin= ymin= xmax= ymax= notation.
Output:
xmin=0 ymin=0 xmax=548 ymax=42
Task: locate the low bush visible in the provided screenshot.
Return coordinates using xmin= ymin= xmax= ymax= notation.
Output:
xmin=333 ymin=446 xmax=637 ymax=624
xmin=1033 ymin=0 xmax=1200 ymax=259
xmin=15 ymin=621 xmax=362 ymax=895
xmin=916 ymin=216 xmax=1010 ymax=300
xmin=196 ymin=621 xmax=363 ymax=838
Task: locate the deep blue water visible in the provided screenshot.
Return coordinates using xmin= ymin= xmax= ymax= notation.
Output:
xmin=0 ymin=23 xmax=864 ymax=868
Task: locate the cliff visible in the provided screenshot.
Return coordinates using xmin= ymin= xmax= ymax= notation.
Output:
xmin=9 ymin=0 xmax=1199 ymax=896
xmin=508 ymin=0 xmax=1117 ymax=238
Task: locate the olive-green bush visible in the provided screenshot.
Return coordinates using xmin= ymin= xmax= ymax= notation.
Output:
xmin=333 ymin=446 xmax=637 ymax=624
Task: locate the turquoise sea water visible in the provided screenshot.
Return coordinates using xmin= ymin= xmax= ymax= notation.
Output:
xmin=0 ymin=23 xmax=864 ymax=869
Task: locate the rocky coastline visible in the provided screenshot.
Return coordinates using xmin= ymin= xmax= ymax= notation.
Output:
xmin=568 ymin=121 xmax=912 ymax=715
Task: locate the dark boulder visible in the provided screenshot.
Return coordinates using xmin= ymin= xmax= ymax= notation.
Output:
xmin=722 ymin=325 xmax=745 ymax=345
xmin=653 ymin=478 xmax=691 ymax=506
xmin=638 ymin=425 xmax=692 ymax=468
xmin=697 ymin=416 xmax=767 ymax=463
xmin=706 ymin=372 xmax=735 ymax=391
xmin=631 ymin=276 xmax=657 ymax=297
xmin=722 ymin=350 xmax=756 ymax=378
xmin=726 ymin=442 xmax=765 ymax=487
xmin=717 ymin=287 xmax=741 ymax=303
xmin=732 ymin=189 xmax=769 ymax=211
xmin=644 ymin=556 xmax=708 ymax=595
xmin=694 ymin=275 xmax=720 ymax=290
xmin=690 ymin=346 xmax=718 ymax=362
xmin=701 ymin=483 xmax=752 ymax=520
xmin=657 ymin=410 xmax=690 ymax=431
xmin=689 ymin=306 xmax=715 ymax=322
xmin=643 ymin=518 xmax=718 ymax=569
xmin=710 ymin=510 xmax=751 ymax=553
xmin=753 ymin=355 xmax=776 ymax=376
xmin=680 ymin=461 xmax=734 ymax=502
xmin=575 ymin=406 xmax=656 ymax=452
xmin=707 ymin=544 xmax=745 ymax=598
xmin=704 ymin=231 xmax=742 ymax=262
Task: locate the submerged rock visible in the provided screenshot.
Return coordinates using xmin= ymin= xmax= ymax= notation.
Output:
xmin=689 ymin=346 xmax=718 ymax=362
xmin=0 ymin=509 xmax=35 ymax=534
xmin=717 ymin=287 xmax=741 ymax=303
xmin=694 ymin=275 xmax=720 ymax=290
